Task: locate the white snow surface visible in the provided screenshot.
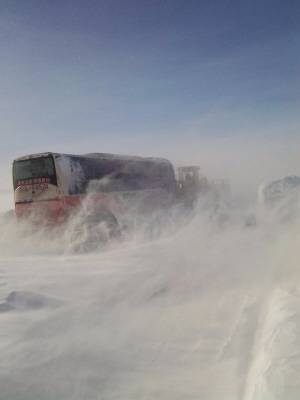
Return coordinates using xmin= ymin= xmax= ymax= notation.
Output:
xmin=1 ymin=195 xmax=300 ymax=400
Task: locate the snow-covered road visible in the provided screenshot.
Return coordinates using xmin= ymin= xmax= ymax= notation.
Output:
xmin=1 ymin=204 xmax=300 ymax=400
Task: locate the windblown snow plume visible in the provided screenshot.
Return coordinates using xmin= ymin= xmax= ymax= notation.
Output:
xmin=1 ymin=177 xmax=300 ymax=400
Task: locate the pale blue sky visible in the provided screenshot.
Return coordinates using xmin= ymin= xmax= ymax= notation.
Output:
xmin=0 ymin=0 xmax=299 ymax=207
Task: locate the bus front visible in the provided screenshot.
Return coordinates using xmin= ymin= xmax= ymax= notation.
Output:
xmin=13 ymin=153 xmax=64 ymax=223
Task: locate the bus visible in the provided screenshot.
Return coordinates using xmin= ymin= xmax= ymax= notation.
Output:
xmin=12 ymin=152 xmax=177 ymax=225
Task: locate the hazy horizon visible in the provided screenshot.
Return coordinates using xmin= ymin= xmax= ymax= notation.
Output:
xmin=1 ymin=1 xmax=299 ymax=206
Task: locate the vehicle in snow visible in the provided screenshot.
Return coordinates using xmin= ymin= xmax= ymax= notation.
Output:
xmin=177 ymin=166 xmax=209 ymax=207
xmin=12 ymin=152 xmax=178 ymax=231
xmin=12 ymin=152 xmax=212 ymax=248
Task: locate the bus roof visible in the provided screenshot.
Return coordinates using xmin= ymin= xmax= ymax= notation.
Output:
xmin=14 ymin=152 xmax=173 ymax=165
xmin=14 ymin=152 xmax=60 ymax=162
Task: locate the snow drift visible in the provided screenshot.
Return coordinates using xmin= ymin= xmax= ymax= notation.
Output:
xmin=0 ymin=182 xmax=300 ymax=400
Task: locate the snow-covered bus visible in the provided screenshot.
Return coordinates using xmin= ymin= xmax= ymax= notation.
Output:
xmin=12 ymin=152 xmax=177 ymax=224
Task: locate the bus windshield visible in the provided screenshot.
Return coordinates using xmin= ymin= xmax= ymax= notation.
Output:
xmin=13 ymin=156 xmax=56 ymax=188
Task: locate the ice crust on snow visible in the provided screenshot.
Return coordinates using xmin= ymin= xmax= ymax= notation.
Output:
xmin=0 ymin=291 xmax=62 ymax=312
xmin=260 ymin=175 xmax=300 ymax=205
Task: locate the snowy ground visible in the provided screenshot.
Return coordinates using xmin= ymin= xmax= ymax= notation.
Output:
xmin=1 ymin=199 xmax=300 ymax=400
